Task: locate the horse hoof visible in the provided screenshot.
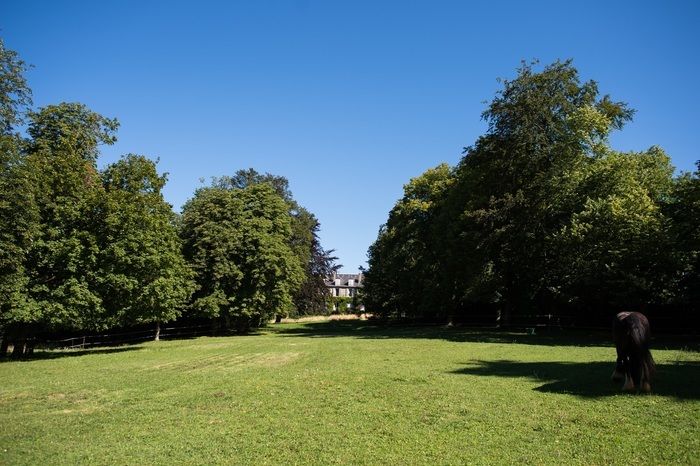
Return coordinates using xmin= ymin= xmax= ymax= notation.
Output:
xmin=611 ymin=370 xmax=625 ymax=382
xmin=622 ymin=377 xmax=636 ymax=392
xmin=642 ymin=383 xmax=651 ymax=393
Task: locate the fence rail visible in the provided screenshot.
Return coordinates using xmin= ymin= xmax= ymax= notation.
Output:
xmin=44 ymin=324 xmax=214 ymax=349
xmin=7 ymin=312 xmax=696 ymax=353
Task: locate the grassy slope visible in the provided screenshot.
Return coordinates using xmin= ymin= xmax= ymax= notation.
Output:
xmin=1 ymin=322 xmax=698 ymax=465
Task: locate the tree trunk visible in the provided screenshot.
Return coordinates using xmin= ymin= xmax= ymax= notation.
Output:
xmin=0 ymin=335 xmax=8 ymax=358
xmin=11 ymin=339 xmax=25 ymax=359
xmin=500 ymin=305 xmax=512 ymax=328
xmin=235 ymin=317 xmax=250 ymax=335
xmin=154 ymin=321 xmax=161 ymax=341
xmin=275 ymin=314 xmax=282 ymax=324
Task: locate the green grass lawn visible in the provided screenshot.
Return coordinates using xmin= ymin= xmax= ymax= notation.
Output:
xmin=1 ymin=321 xmax=699 ymax=465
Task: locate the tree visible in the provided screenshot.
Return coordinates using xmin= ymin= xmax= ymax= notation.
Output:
xmin=99 ymin=154 xmax=194 ymax=340
xmin=444 ymin=60 xmax=634 ymax=325
xmin=551 ymin=147 xmax=676 ymax=318
xmin=0 ymin=38 xmax=35 ymax=356
xmin=2 ymin=103 xmax=118 ymax=356
xmin=0 ymin=38 xmax=32 ymax=134
xmin=364 ymin=164 xmax=453 ymax=320
xmin=181 ymin=182 xmax=303 ymax=333
xmin=666 ymin=161 xmax=700 ymax=307
xmin=212 ymin=168 xmax=293 ymax=201
xmin=27 ymin=102 xmax=118 ymax=163
xmin=365 ymin=60 xmax=675 ymax=326
xmin=0 ymin=133 xmax=39 ymax=356
xmin=292 ymin=221 xmax=339 ymax=317
xmin=213 ymin=168 xmax=338 ymax=317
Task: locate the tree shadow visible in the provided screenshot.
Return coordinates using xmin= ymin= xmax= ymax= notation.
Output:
xmin=272 ymin=320 xmax=700 ymax=351
xmin=450 ymin=359 xmax=700 ymax=400
xmin=0 ymin=346 xmax=143 ymax=363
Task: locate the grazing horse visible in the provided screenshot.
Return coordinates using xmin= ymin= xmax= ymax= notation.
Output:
xmin=612 ymin=312 xmax=655 ymax=393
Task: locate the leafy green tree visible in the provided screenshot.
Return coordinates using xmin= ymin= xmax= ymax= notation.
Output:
xmin=1 ymin=103 xmax=117 ymax=356
xmin=0 ymin=134 xmax=39 ymax=356
xmin=213 ymin=168 xmax=338 ymax=317
xmin=181 ymin=182 xmax=303 ymax=333
xmin=443 ymin=60 xmax=634 ymax=325
xmin=27 ymin=103 xmax=118 ymax=163
xmin=21 ymin=104 xmax=117 ymax=334
xmin=0 ymin=39 xmax=35 ymax=356
xmin=99 ymin=154 xmax=194 ymax=339
xmin=292 ymin=231 xmax=339 ymax=317
xmin=364 ymin=164 xmax=453 ymax=320
xmin=666 ymin=161 xmax=700 ymax=307
xmin=552 ymin=148 xmax=676 ymax=316
xmin=0 ymin=38 xmax=32 ymax=133
xmin=213 ymin=168 xmax=293 ymax=201
xmin=365 ymin=60 xmax=679 ymax=326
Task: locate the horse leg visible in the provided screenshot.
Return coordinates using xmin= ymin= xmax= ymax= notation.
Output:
xmin=611 ymin=356 xmax=625 ymax=382
xmin=621 ymin=354 xmax=637 ymax=391
xmin=612 ymin=344 xmax=625 ymax=382
xmin=612 ymin=365 xmax=625 ymax=382
xmin=640 ymin=356 xmax=652 ymax=393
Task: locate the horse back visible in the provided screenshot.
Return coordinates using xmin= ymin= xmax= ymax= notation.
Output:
xmin=614 ymin=311 xmax=651 ymax=347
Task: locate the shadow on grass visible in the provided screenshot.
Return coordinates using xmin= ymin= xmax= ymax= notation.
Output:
xmin=0 ymin=346 xmax=143 ymax=363
xmin=450 ymin=359 xmax=700 ymax=400
xmin=272 ymin=320 xmax=700 ymax=351
xmin=0 ymin=329 xmax=272 ymax=363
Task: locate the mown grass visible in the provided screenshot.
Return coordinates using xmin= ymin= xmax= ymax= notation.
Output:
xmin=1 ymin=321 xmax=699 ymax=465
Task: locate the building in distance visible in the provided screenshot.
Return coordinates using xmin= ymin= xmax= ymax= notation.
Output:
xmin=325 ymin=272 xmax=365 ymax=312
xmin=325 ymin=272 xmax=363 ymax=297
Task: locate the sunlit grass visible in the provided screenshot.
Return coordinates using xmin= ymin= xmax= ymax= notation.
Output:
xmin=1 ymin=321 xmax=698 ymax=465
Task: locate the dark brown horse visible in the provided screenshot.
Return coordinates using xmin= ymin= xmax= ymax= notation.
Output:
xmin=612 ymin=312 xmax=655 ymax=393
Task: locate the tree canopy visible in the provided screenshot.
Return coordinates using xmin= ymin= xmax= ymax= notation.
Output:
xmin=0 ymin=40 xmax=336 ymax=357
xmin=365 ymin=60 xmax=694 ymax=326
xmin=181 ymin=182 xmax=304 ymax=333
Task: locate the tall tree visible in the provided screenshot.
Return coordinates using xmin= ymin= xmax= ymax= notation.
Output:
xmin=0 ymin=39 xmax=34 ymax=356
xmin=181 ymin=182 xmax=303 ymax=332
xmin=213 ymin=168 xmax=338 ymax=317
xmin=0 ymin=38 xmax=32 ymax=133
xmin=666 ymin=161 xmax=700 ymax=307
xmin=27 ymin=103 xmax=118 ymax=162
xmin=364 ymin=164 xmax=453 ymax=320
xmin=99 ymin=154 xmax=194 ymax=339
xmin=292 ymin=217 xmax=340 ymax=317
xmin=445 ymin=60 xmax=634 ymax=325
xmin=0 ymin=133 xmax=39 ymax=356
xmin=365 ymin=60 xmax=673 ymax=326
xmin=5 ymin=103 xmax=118 ymax=354
xmin=551 ymin=147 xmax=676 ymax=317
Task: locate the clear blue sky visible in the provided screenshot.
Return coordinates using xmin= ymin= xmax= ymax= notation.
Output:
xmin=4 ymin=1 xmax=699 ymax=272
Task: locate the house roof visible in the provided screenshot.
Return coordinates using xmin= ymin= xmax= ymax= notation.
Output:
xmin=325 ymin=273 xmax=363 ymax=287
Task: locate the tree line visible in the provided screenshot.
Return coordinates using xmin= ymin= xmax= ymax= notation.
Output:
xmin=364 ymin=60 xmax=699 ymax=327
xmin=0 ymin=40 xmax=338 ymax=357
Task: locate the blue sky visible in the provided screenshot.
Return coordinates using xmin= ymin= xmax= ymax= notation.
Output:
xmin=4 ymin=1 xmax=699 ymax=272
